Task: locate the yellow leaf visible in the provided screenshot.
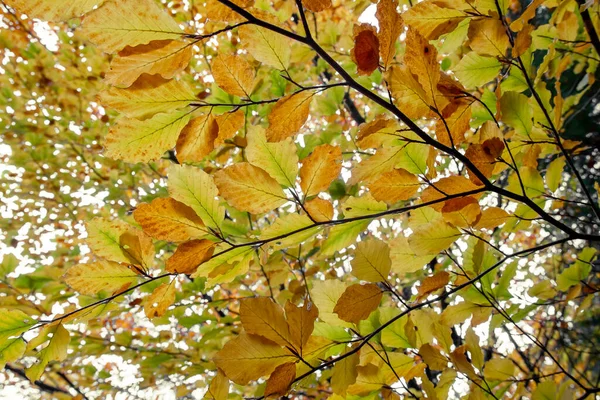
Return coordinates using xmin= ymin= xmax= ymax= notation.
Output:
xmin=301 ymin=0 xmax=331 ymax=12
xmin=133 ymin=197 xmax=208 ymax=242
xmin=311 ymin=280 xmax=352 ymax=327
xmin=259 ymin=214 xmax=319 ymax=250
xmin=350 ymin=146 xmax=403 ymax=185
xmin=483 ymin=358 xmax=514 ymax=381
xmin=421 ymin=175 xmax=481 ymax=211
xmin=510 ymin=0 xmax=546 ymax=32
xmin=0 ymin=337 xmax=26 ymax=370
xmin=176 ymin=112 xmax=219 ymax=163
xmin=376 ymin=0 xmax=403 ymax=70
xmin=331 ymin=346 xmax=360 ymax=396
xmin=351 ymin=238 xmax=392 ymax=283
xmin=85 ymin=217 xmax=131 ymax=264
xmin=25 ymin=324 xmax=70 ymax=381
xmin=387 ymin=66 xmax=432 ymax=119
xmin=104 ymin=110 xmax=191 ymax=163
xmin=144 ymin=282 xmax=176 ymax=318
xmin=408 ymin=219 xmax=461 ymax=256
xmin=440 ymin=301 xmax=483 ymax=326
xmin=356 ymin=115 xmax=401 ymax=149
xmin=166 ymin=239 xmax=215 ymax=274
xmin=474 ymin=207 xmax=511 ymax=230
xmin=467 ymin=19 xmax=510 ymax=57
xmin=5 ymin=0 xmax=102 ymax=21
xmin=193 ymin=245 xmax=254 ymax=281
xmin=204 ymin=369 xmax=229 ymax=400
xmin=239 ymin=24 xmax=291 ymax=70
xmin=419 ymin=343 xmax=447 ymax=370
xmin=389 ymin=236 xmax=435 ymax=274
xmin=265 ymin=362 xmax=296 ymax=398
xmin=402 ymin=1 xmax=466 ymax=40
xmin=214 ymin=333 xmax=295 ymax=385
xmin=246 ymin=126 xmax=299 ymax=187
xmin=368 ymin=168 xmax=420 ymax=204
xmin=417 ymin=271 xmax=450 ymax=299
xmin=435 ymin=101 xmax=471 ymax=148
xmin=214 ymin=162 xmax=287 ymax=214
xmin=351 ymin=24 xmax=380 ymax=76
xmin=304 ymin=197 xmax=334 ymax=222
xmin=265 ymin=91 xmax=313 ymax=142
xmin=240 ymin=297 xmax=292 ymax=348
xmin=465 ymin=327 xmax=484 ymax=370
xmin=333 ymin=283 xmax=382 ymax=324
xmin=81 ymin=0 xmax=183 ymax=54
xmin=0 ymin=309 xmax=35 ymax=343
xmin=300 ymin=144 xmax=342 ymax=197
xmin=168 ymin=164 xmax=225 ymax=230
xmin=343 ymin=193 xmax=387 ymax=218
xmin=404 ymin=28 xmax=441 ymax=109
xmin=63 ymin=260 xmax=138 ymax=295
xmin=212 ymin=54 xmax=256 ymax=97
xmin=215 ymin=109 xmax=245 ymax=146
xmin=99 ymin=75 xmax=195 ymax=119
xmin=105 ymin=40 xmax=193 ymax=87
xmin=441 ymin=197 xmax=482 ymax=228
xmin=285 ymin=301 xmax=318 ymax=357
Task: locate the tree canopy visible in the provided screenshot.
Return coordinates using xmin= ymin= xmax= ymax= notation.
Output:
xmin=1 ymin=0 xmax=600 ymax=398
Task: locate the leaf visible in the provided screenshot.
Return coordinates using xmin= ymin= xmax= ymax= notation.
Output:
xmin=144 ymin=282 xmax=176 ymax=318
xmin=25 ymin=324 xmax=70 ymax=381
xmin=240 ymin=297 xmax=292 ymax=348
xmin=192 ymin=245 xmax=254 ymax=279
xmin=546 ymin=157 xmax=566 ymax=192
xmin=387 ymin=66 xmax=432 ymax=119
xmin=435 ymin=101 xmax=471 ymax=147
xmin=81 ymin=0 xmax=183 ymax=53
xmin=368 ymin=168 xmax=420 ymax=204
xmin=176 ymin=112 xmax=219 ymax=163
xmin=499 ymin=91 xmax=532 ymax=137
xmin=99 ymin=75 xmax=195 ymax=119
xmin=301 ymin=0 xmax=331 ymax=12
xmin=475 ymin=207 xmax=511 ymax=230
xmin=212 ymin=54 xmax=256 ymax=97
xmin=333 ymin=283 xmax=383 ymax=324
xmin=421 ymin=175 xmax=481 ymax=211
xmin=376 ymin=0 xmax=403 ymax=70
xmin=408 ymin=219 xmax=461 ymax=256
xmin=351 ymin=238 xmax=392 ymax=283
xmin=465 ymin=138 xmax=505 ymax=185
xmin=417 ymin=271 xmax=450 ymax=299
xmin=105 ymin=40 xmax=193 ymax=87
xmin=331 ymin=346 xmax=360 ymax=396
xmin=119 ymin=229 xmax=155 ymax=268
xmin=4 ymin=0 xmax=102 ymax=21
xmin=133 ymin=197 xmax=208 ymax=242
xmin=352 ymin=24 xmax=380 ymax=75
xmin=300 ymin=144 xmax=342 ymax=197
xmin=389 ymin=236 xmax=435 ymax=274
xmin=215 ymin=109 xmax=245 ymax=146
xmin=168 ymin=164 xmax=225 ymax=230
xmin=213 ymin=333 xmax=295 ymax=385
xmin=304 ymin=197 xmax=334 ymax=222
xmin=321 ymin=220 xmax=369 ymax=256
xmin=264 ymin=362 xmax=296 ymax=398
xmin=465 ymin=328 xmax=484 ymax=370
xmin=214 ymin=162 xmax=287 ymax=214
xmin=441 ymin=197 xmax=482 ymax=228
xmin=404 ymin=28 xmax=440 ymax=109
xmin=556 ymin=248 xmax=596 ymax=291
xmin=0 ymin=309 xmax=35 ymax=343
xmin=246 ymin=126 xmax=299 ymax=187
xmin=467 ymin=19 xmax=510 ymax=57
xmin=265 ymin=91 xmax=313 ymax=142
xmin=453 ymin=53 xmax=502 ymax=89
xmin=239 ymin=24 xmax=291 ymax=70
xmin=63 ymin=260 xmax=138 ymax=295
xmin=343 ymin=193 xmax=387 ymax=218
xmin=85 ymin=218 xmax=131 ymax=264
xmin=166 ymin=239 xmax=215 ymax=274
xmin=0 ymin=337 xmax=26 ymax=370
xmin=402 ymin=1 xmax=466 ymax=40
xmin=104 ymin=110 xmax=191 ymax=163
xmin=205 ymin=369 xmax=229 ymax=400
xmin=285 ymin=301 xmax=318 ymax=356
xmin=483 ymin=358 xmax=514 ymax=381
xmin=419 ymin=343 xmax=447 ymax=370
xmin=259 ymin=214 xmax=318 ymax=250
xmin=311 ymin=280 xmax=352 ymax=327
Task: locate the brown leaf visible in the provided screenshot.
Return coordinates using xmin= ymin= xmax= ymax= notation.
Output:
xmin=264 ymin=362 xmax=296 ymax=398
xmin=442 ymin=197 xmax=482 ymax=228
xmin=333 ymin=283 xmax=382 ymax=324
xmin=166 ymin=239 xmax=215 ymax=274
xmin=240 ymin=297 xmax=292 ymax=348
xmin=465 ymin=138 xmax=504 ymax=185
xmin=417 ymin=271 xmax=450 ymax=300
xmin=301 ymin=0 xmax=331 ymax=12
xmin=352 ymin=24 xmax=380 ymax=76
xmin=513 ymin=23 xmax=534 ymax=57
xmin=419 ymin=343 xmax=447 ymax=370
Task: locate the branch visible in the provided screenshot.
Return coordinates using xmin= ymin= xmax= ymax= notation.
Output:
xmin=578 ymin=1 xmax=600 ymax=56
xmin=5 ymin=365 xmax=69 ymax=395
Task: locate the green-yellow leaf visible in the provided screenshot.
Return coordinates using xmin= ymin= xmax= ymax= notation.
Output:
xmin=0 ymin=309 xmax=35 ymax=343
xmin=483 ymin=358 xmax=514 ymax=381
xmin=454 ymin=52 xmax=501 ymax=89
xmin=546 ymin=157 xmax=566 ymax=192
xmin=0 ymin=337 xmax=26 ymax=369
xmin=351 ymin=238 xmax=392 ymax=283
xmin=408 ymin=219 xmax=461 ymax=256
xmin=4 ymin=0 xmax=102 ymax=21
xmin=500 ymin=91 xmax=532 ymax=137
xmin=246 ymin=126 xmax=299 ymax=187
xmin=63 ymin=260 xmax=139 ymax=295
xmin=239 ymin=24 xmax=291 ymax=70
xmin=26 ymin=324 xmax=70 ymax=381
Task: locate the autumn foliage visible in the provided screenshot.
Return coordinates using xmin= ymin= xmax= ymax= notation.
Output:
xmin=1 ymin=0 xmax=600 ymax=398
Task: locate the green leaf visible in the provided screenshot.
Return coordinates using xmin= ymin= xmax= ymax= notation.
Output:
xmin=454 ymin=52 xmax=502 ymax=89
xmin=499 ymin=92 xmax=532 ymax=137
